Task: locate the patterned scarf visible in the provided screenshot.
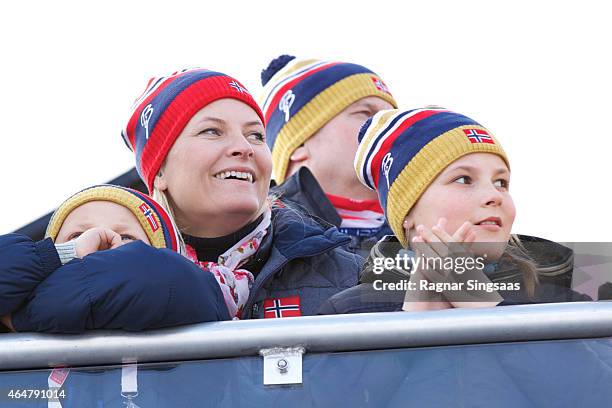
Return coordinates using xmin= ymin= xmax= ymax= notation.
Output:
xmin=186 ymin=209 xmax=271 ymax=319
xmin=327 ymin=193 xmax=386 ymax=237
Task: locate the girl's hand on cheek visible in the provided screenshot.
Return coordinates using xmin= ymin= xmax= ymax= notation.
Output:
xmin=431 ymin=219 xmax=476 ymax=245
xmin=407 ymin=218 xmax=502 ymax=309
xmin=414 ymin=223 xmax=448 ymax=259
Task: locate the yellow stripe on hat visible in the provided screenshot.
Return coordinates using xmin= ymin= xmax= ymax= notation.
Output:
xmin=271 ymin=72 xmax=398 ymax=182
xmin=353 ymin=109 xmax=403 ymax=188
xmin=45 ymin=186 xmax=167 ymax=249
xmin=386 ymin=125 xmax=509 ymax=247
xmin=273 ymin=58 xmax=320 ymax=80
xmin=259 ymin=58 xmax=321 ymax=108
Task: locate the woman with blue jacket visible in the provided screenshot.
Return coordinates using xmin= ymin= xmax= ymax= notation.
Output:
xmin=119 ymin=68 xmax=361 ymax=319
xmin=13 ymin=68 xmax=360 ymax=325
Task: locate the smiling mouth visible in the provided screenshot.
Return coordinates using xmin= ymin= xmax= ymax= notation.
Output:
xmin=475 ymin=217 xmax=502 ymax=228
xmin=213 ymin=170 xmax=254 ymax=183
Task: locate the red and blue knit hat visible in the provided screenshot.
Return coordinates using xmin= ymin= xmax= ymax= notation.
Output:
xmin=354 ymin=108 xmax=509 ymax=246
xmin=259 ymin=55 xmax=398 ymax=182
xmin=46 ymin=185 xmax=180 ymax=251
xmin=122 ymin=68 xmax=264 ymax=192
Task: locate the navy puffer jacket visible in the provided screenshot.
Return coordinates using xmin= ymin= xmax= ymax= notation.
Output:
xmin=0 ymin=234 xmax=229 ymax=333
xmin=240 ymin=206 xmax=361 ymax=319
xmin=0 ymin=234 xmax=61 ymax=317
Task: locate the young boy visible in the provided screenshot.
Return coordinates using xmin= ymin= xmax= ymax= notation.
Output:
xmin=0 ymin=185 xmax=229 ymax=333
xmin=260 ymin=55 xmax=397 ymax=255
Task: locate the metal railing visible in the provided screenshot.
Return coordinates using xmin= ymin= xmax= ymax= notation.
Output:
xmin=1 ymin=302 xmax=611 ymax=370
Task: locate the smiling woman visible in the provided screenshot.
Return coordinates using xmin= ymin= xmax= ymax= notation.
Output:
xmin=153 ymin=99 xmax=272 ymax=238
xmin=120 ymin=68 xmax=361 ymax=319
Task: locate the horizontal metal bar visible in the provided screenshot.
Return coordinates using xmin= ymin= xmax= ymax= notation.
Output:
xmin=1 ymin=302 xmax=611 ymax=370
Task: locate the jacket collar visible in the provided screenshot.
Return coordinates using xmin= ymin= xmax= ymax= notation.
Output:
xmin=271 ymin=167 xmax=342 ymax=227
xmin=240 ymin=206 xmax=351 ymax=319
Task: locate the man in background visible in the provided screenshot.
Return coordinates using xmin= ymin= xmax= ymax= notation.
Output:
xmin=260 ymin=55 xmax=397 ymax=254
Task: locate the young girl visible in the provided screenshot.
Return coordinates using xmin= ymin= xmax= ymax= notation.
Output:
xmin=319 ymin=108 xmax=589 ymax=314
xmin=0 ymin=184 xmax=229 ymax=332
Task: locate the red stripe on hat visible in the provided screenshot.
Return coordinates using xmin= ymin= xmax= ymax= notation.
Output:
xmin=147 ymin=196 xmax=178 ymax=251
xmin=338 ymin=214 xmax=375 ymax=221
xmin=264 ymin=62 xmax=340 ymax=123
xmin=140 ymin=75 xmax=264 ymax=191
xmin=127 ymin=187 xmax=178 ymax=251
xmin=327 ymin=193 xmax=383 ymax=213
xmin=370 ymin=110 xmax=441 ymax=189
xmin=125 ymin=73 xmax=188 ymax=151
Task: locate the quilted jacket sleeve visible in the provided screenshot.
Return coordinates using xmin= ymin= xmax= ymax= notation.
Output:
xmin=0 ymin=233 xmax=61 ymax=316
xmin=12 ymin=241 xmax=230 ymax=333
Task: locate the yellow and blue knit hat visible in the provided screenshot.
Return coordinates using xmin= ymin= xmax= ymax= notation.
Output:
xmin=260 ymin=55 xmax=398 ymax=182
xmin=354 ymin=108 xmax=509 ymax=247
xmin=45 ymin=185 xmax=180 ymax=251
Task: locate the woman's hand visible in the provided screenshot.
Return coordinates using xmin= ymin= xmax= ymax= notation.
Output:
xmin=74 ymin=227 xmax=125 ymax=258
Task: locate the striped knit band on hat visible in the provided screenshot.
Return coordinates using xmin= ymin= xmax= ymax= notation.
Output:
xmin=121 ymin=68 xmax=264 ymax=192
xmin=354 ymin=108 xmax=509 ymax=247
xmin=259 ymin=55 xmax=398 ymax=183
xmin=46 ymin=185 xmax=180 ymax=251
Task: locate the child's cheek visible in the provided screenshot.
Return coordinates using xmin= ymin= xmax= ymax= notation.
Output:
xmin=438 ymin=205 xmax=470 ymax=236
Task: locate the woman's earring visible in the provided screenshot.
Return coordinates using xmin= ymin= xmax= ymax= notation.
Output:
xmin=153 ymin=172 xmax=167 ymax=191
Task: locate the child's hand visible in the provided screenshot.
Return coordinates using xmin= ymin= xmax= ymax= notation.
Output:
xmin=407 ymin=218 xmax=502 ymax=309
xmin=402 ymin=264 xmax=453 ymax=312
xmin=75 ymin=227 xmax=125 ymax=258
xmin=407 ymin=218 xmax=475 ymax=284
xmin=413 ymin=218 xmax=476 ymax=259
xmin=401 ymin=218 xmax=466 ymax=312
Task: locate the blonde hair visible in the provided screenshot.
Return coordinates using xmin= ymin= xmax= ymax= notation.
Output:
xmin=153 ymin=187 xmax=279 ymax=257
xmin=405 ymin=235 xmax=540 ymax=300
xmin=501 ymin=235 xmax=540 ymax=299
xmin=152 ymin=187 xmax=187 ymax=256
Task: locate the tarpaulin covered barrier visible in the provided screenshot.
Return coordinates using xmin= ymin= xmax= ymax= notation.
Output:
xmin=1 ymin=339 xmax=612 ymax=407
xmin=1 ymin=303 xmax=612 ymax=407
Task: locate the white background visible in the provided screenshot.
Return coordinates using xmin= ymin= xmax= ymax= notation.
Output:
xmin=1 ymin=0 xmax=611 ymax=241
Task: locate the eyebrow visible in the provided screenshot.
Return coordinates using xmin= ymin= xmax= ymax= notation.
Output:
xmin=197 ymin=117 xmax=226 ymax=125
xmin=449 ymin=165 xmax=509 ymax=175
xmin=197 ymin=117 xmax=263 ymax=128
xmin=68 ymin=222 xmax=135 ymax=232
xmin=110 ymin=223 xmax=134 ymax=231
xmin=351 ymin=102 xmax=377 ymax=112
xmin=71 ymin=222 xmax=93 ymax=231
